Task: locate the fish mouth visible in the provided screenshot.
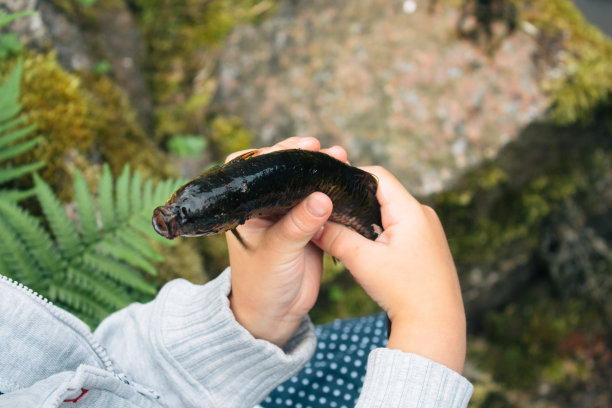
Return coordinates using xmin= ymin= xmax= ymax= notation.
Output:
xmin=152 ymin=206 xmax=181 ymax=239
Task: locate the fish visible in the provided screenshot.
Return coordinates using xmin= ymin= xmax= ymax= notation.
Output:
xmin=152 ymin=149 xmax=383 ymax=243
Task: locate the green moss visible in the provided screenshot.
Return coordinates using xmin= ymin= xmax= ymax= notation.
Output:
xmin=512 ymin=0 xmax=612 ymax=125
xmin=468 ymin=283 xmax=602 ymax=390
xmin=0 ymin=53 xmax=95 ymax=197
xmin=434 ymin=140 xmax=595 ymax=267
xmin=81 ymin=72 xmax=176 ymax=180
xmin=128 ymin=0 xmax=277 ymax=104
xmin=209 ymin=116 xmax=254 ymax=159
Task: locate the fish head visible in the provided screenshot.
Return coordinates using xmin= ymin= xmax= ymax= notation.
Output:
xmin=152 ymin=205 xmax=182 ymax=239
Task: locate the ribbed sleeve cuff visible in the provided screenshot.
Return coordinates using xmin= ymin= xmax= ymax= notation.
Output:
xmin=158 ymin=268 xmax=317 ymax=408
xmin=356 ymin=349 xmax=473 ymax=408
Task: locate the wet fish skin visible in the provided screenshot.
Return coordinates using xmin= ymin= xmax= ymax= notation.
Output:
xmin=152 ymin=149 xmax=382 ymax=241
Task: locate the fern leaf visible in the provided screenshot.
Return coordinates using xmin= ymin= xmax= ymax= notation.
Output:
xmin=0 ymin=123 xmax=37 ymax=149
xmin=0 ymin=187 xmax=36 ymax=202
xmin=73 ymin=170 xmax=99 ymax=244
xmin=98 ymin=239 xmax=157 ymax=276
xmin=0 ymin=11 xmax=37 ymax=29
xmin=116 ymin=227 xmax=164 ymax=262
xmin=0 ymin=199 xmax=62 ymax=277
xmin=0 ymin=216 xmax=40 ymax=287
xmin=129 ymin=215 xmax=175 ymax=245
xmin=153 ymin=179 xmax=173 ymax=205
xmin=34 ymin=174 xmax=80 ymax=259
xmin=0 ymin=115 xmax=25 ymax=134
xmin=130 ymin=170 xmax=143 ymax=213
xmin=83 ymin=251 xmax=157 ymax=295
xmin=48 ymin=284 xmax=112 ymax=324
xmin=66 ymin=265 xmax=134 ymax=309
xmin=99 ymin=163 xmax=115 ymax=230
xmin=0 ymin=59 xmax=22 ymax=123
xmin=115 ymin=165 xmax=130 ymax=222
xmin=0 ymin=160 xmax=44 ymax=184
xmin=142 ymin=179 xmax=153 ymax=208
xmin=0 ymin=136 xmax=41 ymax=162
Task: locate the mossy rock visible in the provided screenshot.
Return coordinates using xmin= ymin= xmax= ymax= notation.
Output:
xmin=0 ymin=53 xmax=95 ymax=198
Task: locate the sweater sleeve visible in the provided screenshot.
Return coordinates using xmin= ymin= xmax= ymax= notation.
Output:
xmin=356 ymin=349 xmax=473 ymax=408
xmin=94 ymin=268 xmax=317 ymax=408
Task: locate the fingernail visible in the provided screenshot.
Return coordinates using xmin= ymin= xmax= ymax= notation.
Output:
xmin=306 ymin=194 xmax=328 ymax=217
xmin=313 ymin=226 xmax=324 ymax=241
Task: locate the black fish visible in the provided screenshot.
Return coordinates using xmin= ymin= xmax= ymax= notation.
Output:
xmin=152 ymin=149 xmax=383 ymax=242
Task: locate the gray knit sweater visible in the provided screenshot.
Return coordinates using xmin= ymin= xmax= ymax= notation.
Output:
xmin=0 ymin=269 xmax=473 ymax=407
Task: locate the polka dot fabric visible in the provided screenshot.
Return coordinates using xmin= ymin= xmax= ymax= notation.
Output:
xmin=261 ymin=313 xmax=388 ymax=408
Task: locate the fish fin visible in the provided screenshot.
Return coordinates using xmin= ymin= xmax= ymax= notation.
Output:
xmin=227 ymin=150 xmax=258 ymax=164
xmin=372 ymin=223 xmax=383 ymax=236
xmin=231 ymin=228 xmax=250 ymax=250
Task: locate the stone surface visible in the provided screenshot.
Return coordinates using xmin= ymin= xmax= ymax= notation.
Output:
xmin=5 ymin=0 xmax=153 ymax=127
xmin=213 ymin=0 xmax=553 ymax=195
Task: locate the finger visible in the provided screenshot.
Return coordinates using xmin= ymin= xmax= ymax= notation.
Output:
xmin=320 ymin=145 xmax=349 ymax=164
xmin=312 ymin=220 xmax=379 ymax=274
xmin=225 ymin=137 xmax=322 ymax=163
xmin=264 ymin=192 xmax=333 ymax=255
xmin=225 ymin=148 xmax=258 ymax=163
xmin=360 ymin=166 xmax=422 ymax=228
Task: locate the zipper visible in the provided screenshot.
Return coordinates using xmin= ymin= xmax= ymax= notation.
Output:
xmin=1 ymin=274 xmax=166 ymax=402
xmin=0 ymin=274 xmax=116 ymax=373
xmin=0 ymin=274 xmax=161 ymax=401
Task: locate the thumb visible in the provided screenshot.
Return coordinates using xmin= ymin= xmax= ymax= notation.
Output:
xmin=312 ymin=220 xmax=376 ymax=273
xmin=265 ymin=192 xmax=333 ymax=254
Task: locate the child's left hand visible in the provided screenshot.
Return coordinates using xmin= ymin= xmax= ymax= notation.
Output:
xmin=226 ymin=137 xmax=347 ymax=347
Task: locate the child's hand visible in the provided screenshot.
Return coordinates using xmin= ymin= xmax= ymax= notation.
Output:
xmin=227 ymin=137 xmax=348 ymax=348
xmin=313 ymin=166 xmax=467 ymax=373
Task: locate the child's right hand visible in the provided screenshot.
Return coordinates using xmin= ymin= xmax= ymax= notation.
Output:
xmin=312 ymin=166 xmax=467 ymax=374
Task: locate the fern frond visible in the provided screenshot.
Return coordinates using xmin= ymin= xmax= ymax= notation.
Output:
xmin=0 ymin=58 xmax=22 ymax=123
xmin=115 ymin=165 xmax=130 ymax=222
xmin=98 ymin=163 xmax=114 ymax=230
xmin=153 ymin=179 xmax=173 ymax=204
xmin=0 ymin=161 xmax=45 ymax=184
xmin=142 ymin=179 xmax=153 ymax=208
xmin=130 ymin=170 xmax=142 ymax=213
xmin=48 ymin=284 xmax=111 ymax=324
xmin=66 ymin=265 xmax=134 ymax=309
xmin=82 ymin=252 xmax=156 ymax=295
xmin=34 ymin=174 xmax=80 ymax=259
xmin=0 ymin=11 xmax=37 ymax=29
xmin=116 ymin=227 xmax=164 ymax=262
xmin=98 ymin=239 xmax=157 ymax=276
xmin=0 ymin=216 xmax=40 ymax=287
xmin=0 ymin=123 xmax=37 ymax=149
xmin=0 ymin=199 xmax=62 ymax=277
xmin=0 ymin=187 xmax=36 ymax=202
xmin=73 ymin=170 xmax=99 ymax=244
xmin=129 ymin=214 xmax=175 ymax=245
xmin=0 ymin=135 xmax=41 ymax=162
xmin=0 ymin=115 xmax=25 ymax=134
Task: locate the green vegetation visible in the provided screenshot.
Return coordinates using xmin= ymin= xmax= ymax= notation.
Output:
xmin=0 ymin=164 xmax=183 ymax=327
xmin=514 ymin=0 xmax=612 ymax=126
xmin=0 ymin=59 xmax=43 ymax=201
xmin=168 ymin=135 xmax=208 ymax=158
xmin=0 ymin=19 xmax=186 ymax=327
xmin=0 ymin=11 xmax=36 ymax=59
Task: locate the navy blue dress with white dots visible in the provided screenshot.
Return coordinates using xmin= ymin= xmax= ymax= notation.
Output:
xmin=261 ymin=313 xmax=388 ymax=408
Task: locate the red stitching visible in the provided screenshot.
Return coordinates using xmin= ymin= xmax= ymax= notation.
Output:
xmin=63 ymin=388 xmax=89 ymax=403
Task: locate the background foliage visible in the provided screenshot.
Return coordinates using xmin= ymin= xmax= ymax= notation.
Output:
xmin=1 ymin=1 xmax=611 ymax=406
